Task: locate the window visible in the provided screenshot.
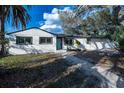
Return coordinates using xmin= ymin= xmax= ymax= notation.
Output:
xmin=39 ymin=37 xmax=53 ymax=44
xmin=40 ymin=37 xmax=46 ymax=44
xmin=16 ymin=36 xmax=32 ymax=45
xmin=64 ymin=38 xmax=73 ymax=45
xmin=47 ymin=38 xmax=52 ymax=44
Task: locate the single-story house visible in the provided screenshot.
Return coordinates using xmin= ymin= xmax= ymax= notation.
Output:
xmin=7 ymin=27 xmax=116 ymax=55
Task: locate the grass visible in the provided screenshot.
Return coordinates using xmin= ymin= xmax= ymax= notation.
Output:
xmin=0 ymin=53 xmax=55 ymax=68
xmin=0 ymin=53 xmax=86 ymax=88
xmin=0 ymin=51 xmax=114 ymax=88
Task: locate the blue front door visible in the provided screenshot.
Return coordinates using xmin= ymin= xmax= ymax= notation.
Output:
xmin=56 ymin=38 xmax=62 ymax=50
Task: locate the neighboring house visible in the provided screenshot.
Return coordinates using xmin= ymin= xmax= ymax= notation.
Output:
xmin=7 ymin=27 xmax=115 ymax=55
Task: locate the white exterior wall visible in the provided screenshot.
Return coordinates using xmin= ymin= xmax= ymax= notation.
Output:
xmin=8 ymin=28 xmax=57 ymax=55
xmin=8 ymin=28 xmax=116 ymax=55
xmin=63 ymin=38 xmax=115 ymax=51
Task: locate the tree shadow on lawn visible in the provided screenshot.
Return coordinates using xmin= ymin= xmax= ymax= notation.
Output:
xmin=74 ymin=50 xmax=124 ymax=88
xmin=106 ymin=57 xmax=124 ymax=88
xmin=45 ymin=69 xmax=108 ymax=88
xmin=0 ymin=56 xmax=109 ymax=88
xmin=14 ymin=54 xmax=62 ymax=68
xmin=1 ymin=56 xmax=98 ymax=88
xmin=45 ymin=69 xmax=86 ymax=88
xmin=0 ymin=58 xmax=71 ymax=88
xmin=74 ymin=50 xmax=108 ymax=64
xmin=74 ymin=50 xmax=123 ymax=66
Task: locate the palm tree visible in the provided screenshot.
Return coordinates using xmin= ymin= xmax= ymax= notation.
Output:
xmin=0 ymin=5 xmax=31 ymax=55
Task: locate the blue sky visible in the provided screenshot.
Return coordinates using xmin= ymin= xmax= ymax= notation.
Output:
xmin=5 ymin=5 xmax=73 ymax=34
xmin=26 ymin=5 xmax=60 ymax=28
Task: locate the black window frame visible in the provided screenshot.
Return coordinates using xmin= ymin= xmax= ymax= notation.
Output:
xmin=39 ymin=37 xmax=53 ymax=44
xmin=16 ymin=36 xmax=32 ymax=45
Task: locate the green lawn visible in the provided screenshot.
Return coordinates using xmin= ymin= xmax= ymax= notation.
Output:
xmin=0 ymin=53 xmax=57 ymax=68
xmin=0 ymin=53 xmax=85 ymax=88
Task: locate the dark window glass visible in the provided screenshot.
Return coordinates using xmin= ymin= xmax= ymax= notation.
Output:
xmin=25 ymin=37 xmax=32 ymax=44
xmin=39 ymin=37 xmax=46 ymax=44
xmin=64 ymin=38 xmax=73 ymax=45
xmin=39 ymin=37 xmax=53 ymax=44
xmin=16 ymin=36 xmax=32 ymax=45
xmin=47 ymin=38 xmax=52 ymax=44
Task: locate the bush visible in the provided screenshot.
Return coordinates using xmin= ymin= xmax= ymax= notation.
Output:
xmin=118 ymin=38 xmax=124 ymax=51
xmin=75 ymin=40 xmax=81 ymax=46
xmin=115 ymin=26 xmax=124 ymax=51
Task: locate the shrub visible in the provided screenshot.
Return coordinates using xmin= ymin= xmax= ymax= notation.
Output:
xmin=115 ymin=26 xmax=124 ymax=51
xmin=75 ymin=40 xmax=81 ymax=46
xmin=118 ymin=38 xmax=124 ymax=51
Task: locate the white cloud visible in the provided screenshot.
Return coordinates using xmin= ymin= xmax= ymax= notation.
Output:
xmin=51 ymin=8 xmax=58 ymax=14
xmin=40 ymin=7 xmax=71 ymax=34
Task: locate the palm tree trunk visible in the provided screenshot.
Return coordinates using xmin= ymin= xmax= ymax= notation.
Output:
xmin=0 ymin=6 xmax=5 ymax=56
xmin=1 ymin=19 xmax=5 ymax=55
xmin=0 ymin=7 xmax=2 ymax=55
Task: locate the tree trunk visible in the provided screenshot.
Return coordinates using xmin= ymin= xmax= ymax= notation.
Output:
xmin=112 ymin=6 xmax=121 ymax=25
xmin=1 ymin=21 xmax=5 ymax=56
xmin=0 ymin=6 xmax=5 ymax=56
